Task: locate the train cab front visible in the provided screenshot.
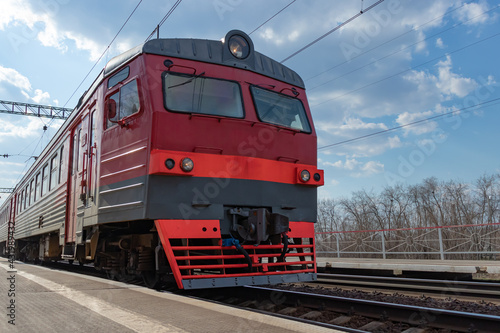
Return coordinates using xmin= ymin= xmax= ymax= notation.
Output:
xmin=145 ymin=30 xmax=323 ymax=289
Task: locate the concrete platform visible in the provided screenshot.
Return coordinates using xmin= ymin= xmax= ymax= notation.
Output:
xmin=317 ymin=257 xmax=500 ymax=278
xmin=0 ymin=258 xmax=339 ymax=333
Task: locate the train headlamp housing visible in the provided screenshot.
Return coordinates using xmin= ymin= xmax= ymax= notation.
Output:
xmin=223 ymin=30 xmax=254 ymax=62
xmin=314 ymin=173 xmax=321 ymax=182
xmin=180 ymin=158 xmax=194 ymax=172
xmin=300 ymin=170 xmax=310 ymax=182
xmin=228 ymin=35 xmax=250 ymax=59
xmin=165 ymin=158 xmax=175 ymax=170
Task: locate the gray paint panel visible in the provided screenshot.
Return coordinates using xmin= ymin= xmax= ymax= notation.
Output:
xmin=146 ymin=175 xmax=317 ymax=222
xmin=96 ymin=175 xmax=317 ymax=225
xmin=182 ymin=272 xmax=317 ymax=289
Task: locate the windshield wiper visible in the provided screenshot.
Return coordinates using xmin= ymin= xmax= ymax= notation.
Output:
xmin=167 ymin=72 xmax=206 ymax=89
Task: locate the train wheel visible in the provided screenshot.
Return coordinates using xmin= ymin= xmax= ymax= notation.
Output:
xmin=142 ymin=271 xmax=161 ymax=289
xmin=106 ymin=271 xmax=118 ymax=281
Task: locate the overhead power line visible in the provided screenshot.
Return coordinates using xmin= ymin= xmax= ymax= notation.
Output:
xmin=249 ymin=0 xmax=296 ymax=35
xmin=304 ymin=2 xmax=469 ymax=83
xmin=280 ymin=0 xmax=385 ymax=63
xmin=311 ymin=31 xmax=500 ymax=108
xmin=317 ymin=97 xmax=500 ymax=151
xmin=62 ymin=0 xmax=144 ymax=108
xmin=308 ymin=4 xmax=500 ymax=91
xmin=145 ymin=0 xmax=183 ymax=42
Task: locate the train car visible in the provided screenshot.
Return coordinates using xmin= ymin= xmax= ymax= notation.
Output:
xmin=0 ymin=30 xmax=323 ymax=289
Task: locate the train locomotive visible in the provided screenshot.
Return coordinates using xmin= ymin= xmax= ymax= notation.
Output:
xmin=0 ymin=30 xmax=323 ymax=289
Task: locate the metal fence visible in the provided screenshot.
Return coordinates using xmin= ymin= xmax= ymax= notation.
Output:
xmin=316 ymin=223 xmax=500 ymax=260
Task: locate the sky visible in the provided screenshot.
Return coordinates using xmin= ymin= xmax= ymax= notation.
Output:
xmin=0 ymin=0 xmax=499 ymax=206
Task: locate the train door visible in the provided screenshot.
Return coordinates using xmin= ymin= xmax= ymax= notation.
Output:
xmin=75 ymin=114 xmax=89 ymax=244
xmin=64 ymin=116 xmax=88 ymax=255
xmin=87 ymin=110 xmax=98 ymax=209
xmin=66 ymin=122 xmax=81 ymax=246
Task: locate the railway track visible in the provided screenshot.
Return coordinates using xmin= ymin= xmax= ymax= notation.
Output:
xmin=192 ymin=285 xmax=500 ymax=332
xmin=315 ymin=273 xmax=500 ymax=301
xmin=25 ymin=261 xmax=500 ymax=332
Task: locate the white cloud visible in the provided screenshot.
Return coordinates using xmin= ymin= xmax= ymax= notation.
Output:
xmin=259 ymin=27 xmax=284 ymax=46
xmin=0 ymin=65 xmax=32 ymax=91
xmin=403 ymin=55 xmax=477 ymax=102
xmin=388 ymin=135 xmax=402 ymax=149
xmin=435 ymin=37 xmax=445 ymax=49
xmin=435 ymin=55 xmax=478 ymax=98
xmin=414 ymin=30 xmax=427 ymax=53
xmin=325 ymin=157 xmax=384 ymax=178
xmin=356 ymin=160 xmax=384 ymax=177
xmin=288 ymin=30 xmax=301 ymax=42
xmin=325 ymin=158 xmax=359 ymax=170
xmin=0 ymin=0 xmax=104 ymax=61
xmin=31 ymin=89 xmax=51 ymax=104
xmin=318 ymin=117 xmax=388 ymax=134
xmin=0 ymin=65 xmax=51 ymax=103
xmin=0 ymin=160 xmax=25 ymax=168
xmin=455 ymin=1 xmax=491 ymax=26
xmin=396 ymin=110 xmax=437 ymax=136
xmin=0 ymin=117 xmax=44 ymax=143
xmin=317 ymin=117 xmax=404 ymax=158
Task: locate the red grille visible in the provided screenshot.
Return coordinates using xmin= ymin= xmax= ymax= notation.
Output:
xmin=155 ymin=219 xmax=316 ymax=289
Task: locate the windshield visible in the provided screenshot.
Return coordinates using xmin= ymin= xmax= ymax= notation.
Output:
xmin=163 ymin=72 xmax=244 ymax=118
xmin=251 ymin=86 xmax=311 ymax=133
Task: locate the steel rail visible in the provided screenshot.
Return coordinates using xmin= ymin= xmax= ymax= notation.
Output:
xmin=316 ymin=273 xmax=500 ymax=300
xmin=235 ymin=286 xmax=500 ymax=333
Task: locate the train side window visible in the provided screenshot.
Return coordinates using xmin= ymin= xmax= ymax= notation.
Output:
xmin=120 ymin=80 xmax=140 ymax=119
xmin=35 ymin=172 xmax=41 ymax=201
xmin=19 ymin=191 xmax=24 ymax=212
xmin=58 ymin=146 xmax=64 ymax=184
xmin=107 ymin=92 xmax=120 ymax=128
xmin=50 ymin=153 xmax=58 ymax=190
xmin=41 ymin=164 xmax=49 ymax=196
xmin=106 ymin=79 xmax=140 ymax=129
xmin=24 ymin=185 xmax=29 ymax=209
xmin=29 ymin=179 xmax=35 ymax=205
xmin=108 ymin=66 xmax=130 ymax=89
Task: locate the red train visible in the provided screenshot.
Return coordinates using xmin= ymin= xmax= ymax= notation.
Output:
xmin=0 ymin=30 xmax=323 ymax=289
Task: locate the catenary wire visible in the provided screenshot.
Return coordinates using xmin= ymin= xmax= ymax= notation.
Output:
xmin=5 ymin=1 xmax=144 ymax=188
xmin=61 ymin=0 xmax=144 ymax=109
xmin=308 ymin=4 xmax=500 ymax=91
xmin=11 ymin=130 xmax=48 ymax=186
xmin=248 ymin=0 xmax=296 ymax=35
xmin=280 ymin=0 xmax=385 ymax=63
xmin=311 ymin=31 xmax=500 ymax=108
xmin=317 ymin=97 xmax=500 ymax=151
xmin=145 ymin=0 xmax=183 ymax=42
xmin=304 ymin=2 xmax=468 ymax=83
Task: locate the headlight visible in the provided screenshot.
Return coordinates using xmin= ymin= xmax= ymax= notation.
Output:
xmin=314 ymin=173 xmax=321 ymax=182
xmin=165 ymin=158 xmax=175 ymax=170
xmin=300 ymin=170 xmax=310 ymax=182
xmin=180 ymin=158 xmax=194 ymax=172
xmin=228 ymin=35 xmax=250 ymax=59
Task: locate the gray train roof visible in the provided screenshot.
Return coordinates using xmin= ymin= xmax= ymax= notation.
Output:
xmin=104 ymin=35 xmax=305 ymax=89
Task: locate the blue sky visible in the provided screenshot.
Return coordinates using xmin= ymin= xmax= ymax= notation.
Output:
xmin=0 ymin=0 xmax=499 ymax=206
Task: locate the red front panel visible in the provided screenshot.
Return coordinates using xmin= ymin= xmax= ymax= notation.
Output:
xmin=149 ymin=149 xmax=324 ymax=186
